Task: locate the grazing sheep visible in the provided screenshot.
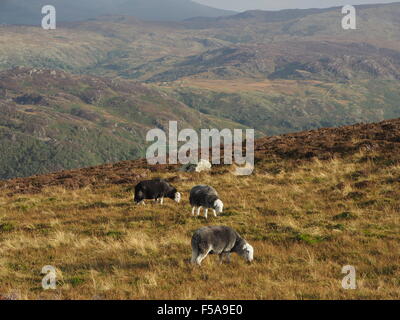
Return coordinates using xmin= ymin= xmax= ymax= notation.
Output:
xmin=134 ymin=178 xmax=181 ymax=205
xmin=191 ymin=226 xmax=254 ymax=265
xmin=189 ymin=185 xmax=223 ymax=219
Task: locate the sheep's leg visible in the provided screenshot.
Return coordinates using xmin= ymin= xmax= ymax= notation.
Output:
xmin=219 ymin=253 xmax=230 ymax=264
xmin=191 ymin=207 xmax=196 ymax=216
xmin=204 ymin=208 xmax=208 ymax=219
xmin=191 ymin=249 xmax=199 ymax=265
xmin=160 ymin=197 xmax=164 ymax=205
xmin=138 ymin=200 xmax=145 ymax=206
xmin=195 ymin=255 xmax=204 ymax=266
xmin=196 ymin=207 xmax=202 ymax=216
xmin=196 ymin=249 xmax=211 ymax=266
xmin=213 ymin=209 xmax=217 ymax=217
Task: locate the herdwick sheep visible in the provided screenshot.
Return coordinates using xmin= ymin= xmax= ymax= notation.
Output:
xmin=191 ymin=226 xmax=254 ymax=265
xmin=189 ymin=185 xmax=223 ymax=219
xmin=134 ymin=178 xmax=181 ymax=205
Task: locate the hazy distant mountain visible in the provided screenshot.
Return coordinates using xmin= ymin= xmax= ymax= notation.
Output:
xmin=0 ymin=0 xmax=235 ymax=25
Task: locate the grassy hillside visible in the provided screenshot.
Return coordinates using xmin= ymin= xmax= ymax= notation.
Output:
xmin=0 ymin=119 xmax=398 ymax=299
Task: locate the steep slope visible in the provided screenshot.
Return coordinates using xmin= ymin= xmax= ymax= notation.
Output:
xmin=162 ymin=79 xmax=400 ymax=135
xmin=143 ymin=42 xmax=400 ymax=82
xmin=0 ymin=67 xmax=244 ymax=179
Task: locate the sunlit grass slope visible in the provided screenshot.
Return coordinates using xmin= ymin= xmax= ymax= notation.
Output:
xmin=0 ymin=149 xmax=398 ymax=299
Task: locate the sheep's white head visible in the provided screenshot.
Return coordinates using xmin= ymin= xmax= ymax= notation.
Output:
xmin=242 ymin=243 xmax=254 ymax=263
xmin=174 ymin=192 xmax=181 ymax=203
xmin=213 ymin=199 xmax=224 ymax=213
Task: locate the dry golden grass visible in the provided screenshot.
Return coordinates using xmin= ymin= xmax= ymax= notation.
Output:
xmin=0 ymin=156 xmax=399 ymax=300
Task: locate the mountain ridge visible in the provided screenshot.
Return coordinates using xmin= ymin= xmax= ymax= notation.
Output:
xmin=0 ymin=0 xmax=236 ymax=25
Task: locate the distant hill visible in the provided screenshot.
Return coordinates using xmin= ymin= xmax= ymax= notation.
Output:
xmin=0 ymin=67 xmax=243 ymax=179
xmin=184 ymin=3 xmax=399 ymax=25
xmin=2 ymin=3 xmax=400 ymax=81
xmin=1 ymin=67 xmax=400 ymax=180
xmin=0 ymin=0 xmax=235 ymax=25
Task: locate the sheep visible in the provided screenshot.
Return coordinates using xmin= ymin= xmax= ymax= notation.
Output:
xmin=191 ymin=226 xmax=254 ymax=266
xmin=189 ymin=185 xmax=223 ymax=219
xmin=134 ymin=178 xmax=181 ymax=205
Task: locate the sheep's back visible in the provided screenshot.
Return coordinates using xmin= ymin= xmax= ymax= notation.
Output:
xmin=189 ymin=185 xmax=218 ymax=206
xmin=135 ymin=179 xmax=170 ymax=197
xmin=192 ymin=226 xmax=238 ymax=253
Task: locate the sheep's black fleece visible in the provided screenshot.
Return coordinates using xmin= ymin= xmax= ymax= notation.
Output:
xmin=134 ymin=178 xmax=177 ymax=203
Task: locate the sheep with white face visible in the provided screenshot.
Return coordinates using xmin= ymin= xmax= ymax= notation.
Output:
xmin=191 ymin=226 xmax=254 ymax=266
xmin=189 ymin=185 xmax=223 ymax=219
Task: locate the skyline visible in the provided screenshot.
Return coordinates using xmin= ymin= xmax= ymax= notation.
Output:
xmin=194 ymin=0 xmax=398 ymax=12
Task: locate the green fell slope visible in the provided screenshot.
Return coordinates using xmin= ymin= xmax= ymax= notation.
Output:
xmin=0 ymin=67 xmax=243 ymax=179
